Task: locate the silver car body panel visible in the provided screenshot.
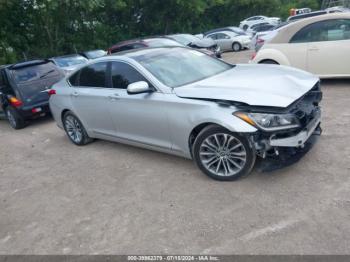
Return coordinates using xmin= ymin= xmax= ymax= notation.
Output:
xmin=175 ymin=64 xmax=319 ymax=108
xmin=50 ymin=48 xmax=320 ymax=159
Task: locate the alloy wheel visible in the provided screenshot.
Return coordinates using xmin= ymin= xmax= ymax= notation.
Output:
xmin=199 ymin=133 xmax=247 ymax=177
xmin=65 ymin=115 xmax=83 ymax=143
xmin=233 ymin=43 xmax=241 ymax=52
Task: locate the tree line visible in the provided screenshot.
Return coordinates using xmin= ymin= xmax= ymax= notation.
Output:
xmin=0 ymin=0 xmax=322 ymax=64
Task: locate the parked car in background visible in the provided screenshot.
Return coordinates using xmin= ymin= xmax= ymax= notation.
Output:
xmin=49 ymin=47 xmax=322 ymax=181
xmin=204 ymin=26 xmax=248 ymax=37
xmin=252 ymin=13 xmax=350 ymax=78
xmin=0 ymin=60 xmax=64 ymax=129
xmin=239 ymin=16 xmax=281 ymax=31
xmin=166 ymin=34 xmax=221 ymax=58
xmin=289 ymin=8 xmax=312 ymax=17
xmin=246 ymin=22 xmax=276 ymax=35
xmin=107 ymin=37 xmax=183 ymax=54
xmin=80 ymin=49 xmax=106 ymax=60
xmin=108 ymin=37 xmax=219 ymax=57
xmin=250 ymin=22 xmax=290 ymax=51
xmin=50 ymin=54 xmax=88 ymax=75
xmin=325 ymin=6 xmax=350 ymax=13
xmin=287 ymin=10 xmax=328 ymax=22
xmin=205 ymin=31 xmax=251 ymax=52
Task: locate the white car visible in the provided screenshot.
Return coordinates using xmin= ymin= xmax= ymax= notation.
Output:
xmin=239 ymin=16 xmax=281 ymax=31
xmin=252 ymin=13 xmax=350 ymax=78
xmin=205 ymin=31 xmax=252 ymax=52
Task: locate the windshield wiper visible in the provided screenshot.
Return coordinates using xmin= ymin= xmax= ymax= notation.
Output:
xmin=39 ymin=69 xmax=55 ymax=79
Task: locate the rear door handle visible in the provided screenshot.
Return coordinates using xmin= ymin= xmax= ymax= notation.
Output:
xmin=71 ymin=92 xmax=79 ymax=97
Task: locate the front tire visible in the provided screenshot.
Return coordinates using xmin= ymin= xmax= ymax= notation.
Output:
xmin=5 ymin=106 xmax=25 ymax=129
xmin=63 ymin=111 xmax=93 ymax=145
xmin=232 ymin=42 xmax=242 ymax=52
xmin=193 ymin=125 xmax=256 ymax=181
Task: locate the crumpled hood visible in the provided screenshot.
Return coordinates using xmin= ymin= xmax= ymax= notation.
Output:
xmin=174 ymin=64 xmax=319 ymax=108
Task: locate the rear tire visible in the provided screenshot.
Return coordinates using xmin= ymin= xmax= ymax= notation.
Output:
xmin=63 ymin=111 xmax=93 ymax=146
xmin=192 ymin=125 xmax=256 ymax=181
xmin=232 ymin=42 xmax=242 ymax=52
xmin=5 ymin=106 xmax=25 ymax=129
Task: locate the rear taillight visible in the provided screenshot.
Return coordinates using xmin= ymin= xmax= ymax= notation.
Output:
xmin=48 ymin=89 xmax=56 ymax=96
xmin=8 ymin=96 xmax=23 ymax=107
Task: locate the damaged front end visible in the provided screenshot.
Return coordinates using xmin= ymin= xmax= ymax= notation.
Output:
xmin=238 ymin=82 xmax=323 ymax=171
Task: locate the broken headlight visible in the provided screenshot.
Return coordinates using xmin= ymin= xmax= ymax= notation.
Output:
xmin=234 ymin=112 xmax=300 ymax=131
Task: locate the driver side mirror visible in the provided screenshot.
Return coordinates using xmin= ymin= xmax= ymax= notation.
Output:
xmin=127 ymin=81 xmax=153 ymax=95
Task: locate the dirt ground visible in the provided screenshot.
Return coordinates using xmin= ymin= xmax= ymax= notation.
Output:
xmin=0 ymin=50 xmax=350 ymax=255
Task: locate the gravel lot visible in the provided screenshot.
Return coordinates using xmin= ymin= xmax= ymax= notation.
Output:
xmin=0 ymin=50 xmax=350 ymax=255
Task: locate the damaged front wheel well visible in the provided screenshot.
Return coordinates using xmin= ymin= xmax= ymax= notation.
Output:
xmin=188 ymin=123 xmax=220 ymax=157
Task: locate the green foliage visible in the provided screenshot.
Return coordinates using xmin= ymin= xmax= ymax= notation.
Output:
xmin=0 ymin=0 xmax=321 ymax=63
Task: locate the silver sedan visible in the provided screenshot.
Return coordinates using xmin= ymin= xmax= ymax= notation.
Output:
xmin=49 ymin=47 xmax=322 ymax=180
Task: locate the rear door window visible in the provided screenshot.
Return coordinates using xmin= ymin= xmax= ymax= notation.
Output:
xmin=79 ymin=62 xmax=108 ymax=88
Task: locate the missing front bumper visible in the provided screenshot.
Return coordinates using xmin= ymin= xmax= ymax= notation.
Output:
xmin=269 ymin=109 xmax=321 ymax=148
xmin=256 ymin=127 xmax=321 ymax=172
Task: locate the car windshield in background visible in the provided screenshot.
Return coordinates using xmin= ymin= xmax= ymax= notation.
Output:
xmin=170 ymin=34 xmax=200 ymax=45
xmin=54 ymin=56 xmax=88 ymax=68
xmin=146 ymin=39 xmax=183 ymax=47
xmin=84 ymin=50 xmax=106 ymax=59
xmin=12 ymin=62 xmax=59 ymax=84
xmin=135 ymin=48 xmax=233 ymax=88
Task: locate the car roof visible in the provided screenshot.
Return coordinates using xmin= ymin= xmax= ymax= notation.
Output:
xmin=81 ymin=49 xmax=104 ymax=53
xmin=270 ymin=13 xmax=350 ymax=43
xmin=8 ymin=59 xmax=52 ymax=70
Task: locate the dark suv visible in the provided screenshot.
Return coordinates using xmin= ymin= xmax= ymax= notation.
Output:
xmin=0 ymin=60 xmax=64 ymax=129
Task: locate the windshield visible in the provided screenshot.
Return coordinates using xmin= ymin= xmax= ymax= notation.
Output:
xmin=170 ymin=34 xmax=200 ymax=45
xmin=84 ymin=50 xmax=106 ymax=59
xmin=146 ymin=39 xmax=183 ymax=47
xmin=53 ymin=56 xmax=88 ymax=68
xmin=135 ymin=48 xmax=233 ymax=88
